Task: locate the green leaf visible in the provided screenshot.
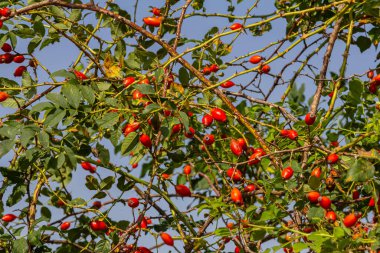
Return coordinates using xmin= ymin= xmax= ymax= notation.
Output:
xmin=22 ymin=71 xmax=33 ymax=87
xmin=356 ymin=36 xmax=371 ymax=52
xmin=46 ymin=93 xmax=68 ymax=108
xmin=346 ymin=158 xmax=375 ymax=182
xmin=12 ymin=238 xmax=28 ymax=253
xmin=28 ymin=230 xmax=42 ymax=246
xmin=44 ymin=109 xmax=66 ymax=127
xmin=69 ymin=198 xmax=86 ymax=206
xmin=96 ymin=82 xmax=112 ymax=91
xmin=96 ymin=143 xmax=110 ymax=165
xmin=98 ymin=113 xmax=119 ymax=129
xmin=50 ymin=6 xmax=65 ymax=18
xmin=62 ymin=83 xmax=81 ymax=108
xmin=0 ymin=139 xmax=15 ymax=158
xmin=333 ymin=227 xmax=345 ymax=238
xmin=85 ymin=175 xmax=100 ymax=190
xmin=95 ymin=240 xmax=111 ymax=253
xmin=133 ymin=84 xmax=155 ymax=94
xmin=347 ymin=79 xmax=363 ymax=106
xmin=179 ymin=111 xmax=189 ymax=132
xmin=178 ymin=67 xmax=190 ymax=85
xmin=100 ymin=176 xmax=115 ymax=190
xmin=307 ymin=207 xmax=324 ymax=220
xmin=51 ymin=69 xmax=76 ymax=79
xmin=121 ymin=132 xmax=139 ymax=155
xmin=142 ymin=103 xmax=160 ymax=114
xmin=117 ymin=177 xmax=135 ymax=191
xmin=80 ymin=85 xmax=96 ymax=104
xmin=214 ymin=227 xmax=231 ymax=237
xmin=292 ymin=242 xmax=309 ymax=252
xmin=308 ymin=176 xmax=321 ymax=189
xmin=28 ymin=36 xmax=42 ymax=54
xmin=20 ymin=126 xmax=37 ymax=147
xmin=69 ymin=9 xmax=82 ymax=22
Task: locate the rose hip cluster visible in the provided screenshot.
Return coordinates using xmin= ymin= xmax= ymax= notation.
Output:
xmin=0 ymin=7 xmax=11 ymax=28
xmin=367 ymin=70 xmax=380 ymax=94
xmin=0 ymin=42 xmax=29 ymax=77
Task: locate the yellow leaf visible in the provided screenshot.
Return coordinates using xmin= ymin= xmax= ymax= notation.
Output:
xmin=103 ymin=53 xmax=122 ymax=78
xmin=171 ymin=82 xmax=184 ymax=94
xmin=103 ymin=53 xmax=113 ymax=69
xmin=105 ymin=65 xmax=122 ymax=78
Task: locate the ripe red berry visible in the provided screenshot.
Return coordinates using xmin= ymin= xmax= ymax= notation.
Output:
xmin=369 ymin=197 xmax=375 ymax=207
xmin=244 ymin=184 xmax=255 ymax=192
xmin=367 ymin=70 xmax=374 ymax=79
xmin=60 ymin=222 xmax=71 ymax=231
xmin=171 ymin=124 xmax=182 ymax=134
xmin=81 ymin=161 xmax=92 ymax=170
xmin=352 ymin=190 xmax=360 ymax=200
xmin=326 ymin=153 xmax=339 ymax=164
xmin=202 ymin=66 xmax=211 ymax=75
xmin=183 ymin=165 xmax=191 ymax=175
xmin=175 ymin=184 xmax=191 ymax=197
xmin=307 ymin=191 xmax=320 ymax=203
xmin=160 ymin=232 xmax=174 ymax=246
xmin=248 ymin=152 xmax=261 ymax=165
xmin=1 ymin=214 xmax=17 ymax=222
xmin=128 ymin=198 xmax=139 ymax=208
xmin=210 ymin=64 xmax=219 ymax=73
xmin=90 ymin=220 xmax=107 ymax=231
xmin=230 ymin=23 xmax=243 ymax=30
xmin=73 ymin=70 xmax=88 ymax=80
xmin=261 ymin=64 xmax=271 ymax=74
xmin=92 ymin=201 xmax=102 ymax=209
xmin=310 ymin=167 xmax=321 ymax=178
xmin=14 ymin=66 xmax=27 ymax=77
xmin=202 ymin=114 xmax=213 ymax=127
xmin=140 ymin=134 xmax=152 ymax=148
xmin=230 ymin=139 xmax=243 ymax=156
xmin=330 ymin=141 xmax=339 ymax=147
xmin=152 ymin=7 xmax=161 ymax=16
xmin=13 ymin=54 xmax=25 ymax=63
xmin=0 ymin=91 xmax=9 ymax=102
xmin=220 ymin=80 xmax=235 ymax=88
xmin=318 ymin=196 xmax=331 ymax=209
xmin=343 ymin=213 xmax=359 ymax=228
xmin=162 ymin=173 xmax=171 ymax=180
xmin=210 ymin=108 xmax=227 ymax=122
xmin=226 ymin=168 xmax=243 ymax=182
xmin=304 ymin=113 xmax=316 ymax=125
xmin=231 ymin=187 xmax=243 ymax=205
xmin=203 ymin=134 xmax=215 ymax=145
xmin=184 ymin=127 xmax=195 ymax=138
xmin=325 ymin=211 xmax=337 ymax=223
xmin=1 ymin=43 xmax=12 ymax=52
xmin=237 ymin=138 xmax=247 ymax=150
xmin=280 ymin=129 xmax=289 ymax=137
xmin=281 ymin=167 xmax=294 ymax=180
xmin=138 ymin=246 xmax=152 ymax=253
xmin=249 ymin=55 xmax=262 ymax=64
xmin=287 ymin=130 xmax=298 ymax=140
xmin=132 ymin=89 xmax=145 ymax=100
xmin=123 ymin=122 xmax=140 ymax=136
xmin=143 ymin=17 xmax=162 ymax=27
xmin=123 ymin=76 xmax=135 ymax=87
xmin=0 ymin=8 xmax=11 ymax=17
